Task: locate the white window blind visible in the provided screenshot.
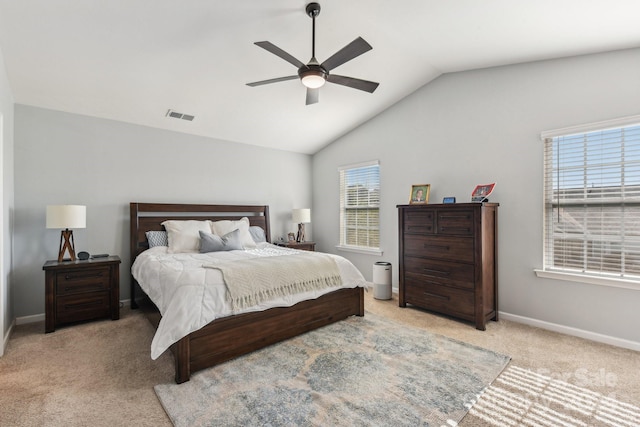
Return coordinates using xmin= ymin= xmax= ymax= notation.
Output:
xmin=543 ymin=119 xmax=640 ymax=280
xmin=339 ymin=161 xmax=380 ymax=250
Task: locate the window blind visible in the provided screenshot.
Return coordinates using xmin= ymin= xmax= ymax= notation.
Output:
xmin=543 ymin=121 xmax=640 ymax=280
xmin=339 ymin=161 xmax=380 ymax=249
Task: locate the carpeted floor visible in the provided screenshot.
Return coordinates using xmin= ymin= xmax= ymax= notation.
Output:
xmin=1 ymin=290 xmax=639 ymax=426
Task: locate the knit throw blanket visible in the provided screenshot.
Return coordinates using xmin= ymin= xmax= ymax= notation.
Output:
xmin=203 ymin=252 xmax=342 ymax=311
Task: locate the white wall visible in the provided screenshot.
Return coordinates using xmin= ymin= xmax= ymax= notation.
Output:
xmin=0 ymin=43 xmax=14 ymax=355
xmin=13 ymin=106 xmax=312 ymax=318
xmin=312 ymin=48 xmax=640 ymax=345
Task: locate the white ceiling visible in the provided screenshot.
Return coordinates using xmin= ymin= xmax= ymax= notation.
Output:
xmin=0 ymin=1 xmax=639 ymax=154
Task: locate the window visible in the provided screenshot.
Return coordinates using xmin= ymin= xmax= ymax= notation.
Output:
xmin=542 ymin=116 xmax=640 ymax=283
xmin=338 ymin=161 xmax=380 ymax=253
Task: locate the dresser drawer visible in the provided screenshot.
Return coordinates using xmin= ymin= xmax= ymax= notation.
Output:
xmin=403 ymin=256 xmax=474 ymax=290
xmin=55 ymin=267 xmax=110 ymax=296
xmin=403 ymin=209 xmax=435 ymax=234
xmin=437 ymin=209 xmax=474 ymax=235
xmin=404 ymin=235 xmax=474 ymax=263
xmin=56 ymin=291 xmax=111 ymax=323
xmin=404 ymin=280 xmax=475 ymax=318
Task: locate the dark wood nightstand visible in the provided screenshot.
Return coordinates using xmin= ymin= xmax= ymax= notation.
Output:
xmin=275 ymin=241 xmax=316 ymax=251
xmin=43 ymin=255 xmax=121 ymax=333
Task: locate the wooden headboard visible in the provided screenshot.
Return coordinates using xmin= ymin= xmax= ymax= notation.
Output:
xmin=129 ymin=202 xmax=271 ymax=306
xmin=130 ymin=202 xmax=271 ymax=260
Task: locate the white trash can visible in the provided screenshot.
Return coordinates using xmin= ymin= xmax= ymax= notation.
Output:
xmin=373 ymin=262 xmax=392 ymax=300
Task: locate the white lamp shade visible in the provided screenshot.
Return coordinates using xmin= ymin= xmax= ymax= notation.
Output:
xmin=292 ymin=208 xmax=311 ymax=223
xmin=46 ymin=205 xmax=86 ymax=229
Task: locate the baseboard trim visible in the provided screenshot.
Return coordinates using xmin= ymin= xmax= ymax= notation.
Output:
xmin=15 ymin=313 xmax=45 ymax=325
xmin=500 ymin=311 xmax=640 ymax=352
xmin=2 ymin=319 xmax=15 ymax=356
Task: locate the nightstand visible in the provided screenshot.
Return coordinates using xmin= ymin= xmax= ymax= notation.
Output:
xmin=43 ymin=255 xmax=121 ymax=333
xmin=275 ymin=241 xmax=316 ymax=251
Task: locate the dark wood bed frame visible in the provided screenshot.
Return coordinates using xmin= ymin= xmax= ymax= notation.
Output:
xmin=130 ymin=202 xmax=364 ymax=383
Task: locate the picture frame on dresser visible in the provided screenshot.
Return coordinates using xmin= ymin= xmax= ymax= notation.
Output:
xmin=409 ymin=184 xmax=430 ymax=204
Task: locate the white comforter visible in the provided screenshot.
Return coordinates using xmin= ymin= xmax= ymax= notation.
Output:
xmin=131 ymin=243 xmax=368 ymax=359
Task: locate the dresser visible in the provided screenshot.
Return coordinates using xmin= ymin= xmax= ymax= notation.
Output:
xmin=43 ymin=256 xmax=121 ymax=332
xmin=397 ymin=203 xmax=498 ymax=330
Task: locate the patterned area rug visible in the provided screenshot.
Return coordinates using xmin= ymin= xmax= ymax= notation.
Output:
xmin=154 ymin=313 xmax=510 ymax=426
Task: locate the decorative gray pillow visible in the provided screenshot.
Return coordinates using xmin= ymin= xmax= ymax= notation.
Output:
xmin=146 ymin=230 xmax=168 ymax=247
xmin=249 ymin=226 xmax=266 ymax=243
xmin=199 ymin=229 xmax=243 ymax=253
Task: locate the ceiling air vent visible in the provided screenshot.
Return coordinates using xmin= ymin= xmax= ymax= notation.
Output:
xmin=166 ymin=109 xmax=195 ymax=121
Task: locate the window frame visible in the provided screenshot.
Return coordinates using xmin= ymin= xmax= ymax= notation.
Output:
xmin=336 ymin=160 xmax=382 ymax=256
xmin=535 ymin=114 xmax=640 ymax=290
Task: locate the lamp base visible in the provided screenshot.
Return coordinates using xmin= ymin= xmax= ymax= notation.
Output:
xmin=58 ymin=229 xmax=77 ymax=262
xmin=296 ymin=223 xmax=306 ymax=242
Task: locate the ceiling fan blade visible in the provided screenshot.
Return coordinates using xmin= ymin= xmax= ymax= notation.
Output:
xmin=306 ymin=88 xmax=319 ymax=105
xmin=254 ymin=41 xmax=306 ymax=69
xmin=320 ymin=37 xmax=372 ymax=72
xmin=327 ymin=74 xmax=379 ymax=93
xmin=246 ymin=75 xmax=299 ymax=87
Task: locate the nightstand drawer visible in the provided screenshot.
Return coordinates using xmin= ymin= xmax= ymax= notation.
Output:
xmin=55 ymin=267 xmax=110 ymax=296
xmin=56 ymin=291 xmax=111 ymax=323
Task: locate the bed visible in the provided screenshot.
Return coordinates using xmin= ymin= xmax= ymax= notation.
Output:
xmin=130 ymin=202 xmax=365 ymax=383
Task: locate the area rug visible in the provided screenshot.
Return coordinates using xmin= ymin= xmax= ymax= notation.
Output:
xmin=154 ymin=313 xmax=510 ymax=427
xmin=469 ymin=364 xmax=640 ymax=427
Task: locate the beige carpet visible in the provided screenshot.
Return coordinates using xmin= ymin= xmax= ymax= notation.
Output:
xmin=1 ymin=291 xmax=639 ymax=427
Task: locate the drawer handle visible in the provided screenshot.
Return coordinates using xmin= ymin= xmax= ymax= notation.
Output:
xmin=423 ymin=291 xmax=450 ymax=301
xmin=64 ymin=300 xmax=103 ymax=310
xmin=64 ymin=272 xmax=104 ymax=280
xmin=440 ymin=227 xmax=471 ymax=233
xmin=440 ymin=214 xmax=470 ymax=220
xmin=422 ymin=268 xmax=450 ymax=276
xmin=408 ymin=225 xmax=432 ymax=231
xmin=425 ymin=244 xmax=449 ymax=251
xmin=64 ymin=284 xmax=104 ymax=292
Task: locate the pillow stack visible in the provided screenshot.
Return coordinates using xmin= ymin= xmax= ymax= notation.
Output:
xmin=158 ymin=217 xmax=260 ymax=253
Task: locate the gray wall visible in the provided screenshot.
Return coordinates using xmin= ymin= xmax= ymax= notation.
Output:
xmin=13 ymin=106 xmax=312 ymax=318
xmin=1 ymin=44 xmax=14 ymax=352
xmin=312 ymin=48 xmax=640 ymax=344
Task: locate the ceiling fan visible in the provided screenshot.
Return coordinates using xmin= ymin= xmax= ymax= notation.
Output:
xmin=246 ymin=2 xmax=379 ymax=105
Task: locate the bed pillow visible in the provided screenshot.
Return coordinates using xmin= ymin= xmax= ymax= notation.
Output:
xmin=199 ymin=229 xmax=243 ymax=252
xmin=209 ymin=217 xmax=256 ymax=249
xmin=161 ymin=220 xmax=211 ymax=253
xmin=249 ymin=226 xmax=267 ymax=243
xmin=145 ymin=230 xmax=168 ymax=248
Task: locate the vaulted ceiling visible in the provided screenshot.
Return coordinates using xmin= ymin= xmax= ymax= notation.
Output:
xmin=0 ymin=1 xmax=639 ymax=154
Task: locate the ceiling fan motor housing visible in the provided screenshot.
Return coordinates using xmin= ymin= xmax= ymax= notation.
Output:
xmin=306 ymin=3 xmax=321 ymax=18
xmin=299 ymin=64 xmax=327 ymax=85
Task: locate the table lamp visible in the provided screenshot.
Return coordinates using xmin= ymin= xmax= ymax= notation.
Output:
xmin=46 ymin=205 xmax=86 ymax=262
xmin=292 ymin=208 xmax=311 ymax=242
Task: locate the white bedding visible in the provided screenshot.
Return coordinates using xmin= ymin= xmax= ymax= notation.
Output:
xmin=131 ymin=243 xmax=368 ymax=359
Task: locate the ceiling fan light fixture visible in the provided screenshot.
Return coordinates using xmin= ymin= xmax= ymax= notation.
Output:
xmin=301 ymin=73 xmax=326 ymax=89
xmin=247 ymin=2 xmax=378 ymax=104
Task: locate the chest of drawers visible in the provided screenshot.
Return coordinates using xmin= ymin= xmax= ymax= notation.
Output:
xmin=397 ymin=203 xmax=498 ymax=330
xmin=43 ymin=256 xmax=121 ymax=332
